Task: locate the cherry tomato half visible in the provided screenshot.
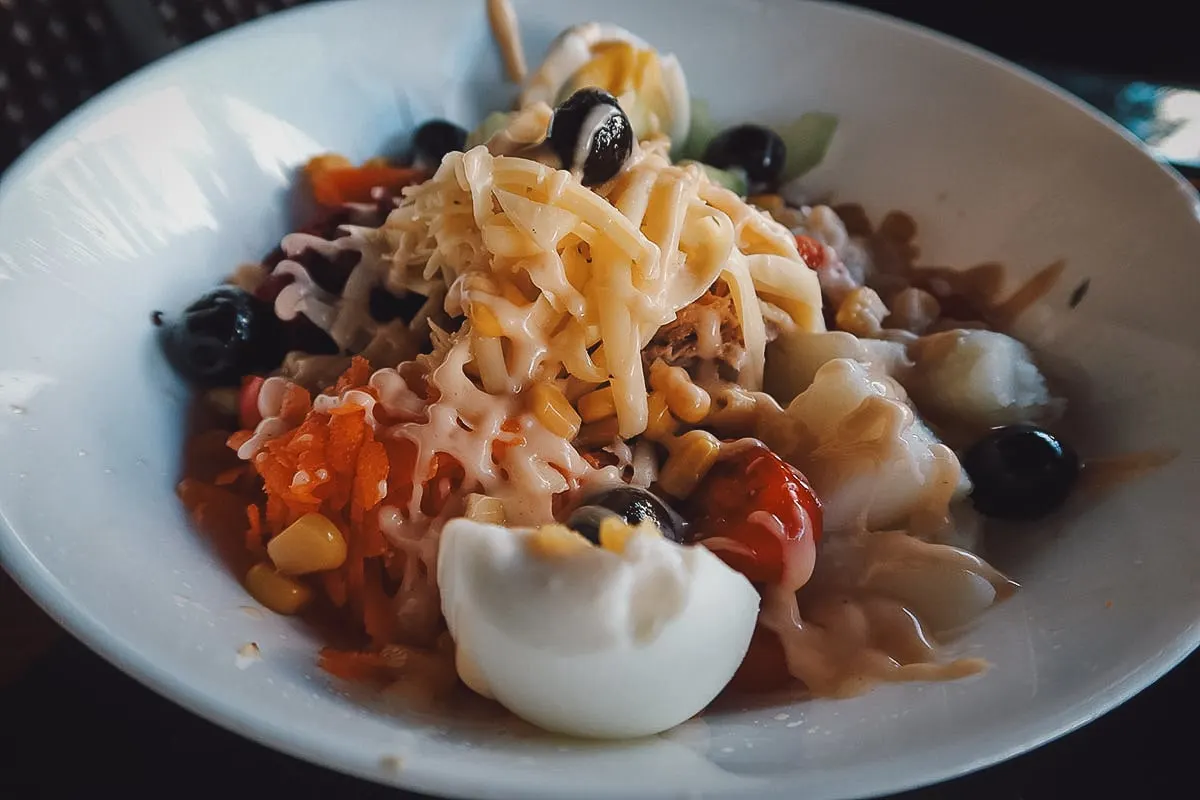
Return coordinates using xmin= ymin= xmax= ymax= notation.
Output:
xmin=685 ymin=441 xmax=822 ymax=589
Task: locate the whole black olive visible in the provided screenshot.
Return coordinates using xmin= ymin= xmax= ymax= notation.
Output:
xmin=547 ymin=88 xmax=634 ymax=186
xmin=412 ymin=120 xmax=468 ymax=168
xmin=702 ymin=124 xmax=787 ymax=189
xmin=567 ymin=486 xmax=688 ymax=544
xmin=565 ymin=505 xmax=621 ymax=545
xmin=161 ymin=286 xmax=287 ymax=386
xmin=962 ymin=425 xmax=1080 ymax=520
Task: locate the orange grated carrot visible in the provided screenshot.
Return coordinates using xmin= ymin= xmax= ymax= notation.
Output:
xmin=278 ymin=383 xmax=313 ymax=424
xmin=309 ymin=165 xmax=427 ymax=207
xmin=318 ymin=648 xmax=393 ymax=682
xmin=382 ymin=437 xmax=419 ymax=507
xmin=210 ymin=354 xmax=493 ymax=647
xmin=323 ymin=569 xmax=348 ymax=608
xmin=227 ymin=429 xmax=254 ymax=452
xmin=245 ymin=504 xmax=265 ymax=554
xmin=214 ymin=466 xmax=247 ymax=486
xmin=332 ymin=355 xmax=373 ymax=396
xmin=361 ymin=510 xmax=387 ymax=559
xmin=345 ymin=571 xmax=366 ymax=619
xmin=352 ymin=440 xmax=389 ymax=518
xmin=328 ymin=406 xmax=367 ymax=476
xmin=362 ymin=561 xmax=395 ymax=646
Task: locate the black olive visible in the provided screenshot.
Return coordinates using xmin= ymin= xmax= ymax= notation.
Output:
xmin=567 ymin=486 xmax=688 ymax=544
xmin=412 ymin=120 xmax=468 ymax=168
xmin=547 ymin=88 xmax=634 ymax=186
xmin=161 ymin=287 xmax=287 ymax=386
xmin=962 ymin=425 xmax=1080 ymax=520
xmin=368 ymin=286 xmax=428 ymax=323
xmin=565 ymin=505 xmax=621 ymax=545
xmin=702 ymin=124 xmax=787 ymax=189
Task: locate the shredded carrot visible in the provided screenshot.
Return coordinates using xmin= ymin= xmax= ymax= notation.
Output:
xmin=227 ymin=430 xmax=254 ymax=451
xmin=328 ymin=406 xmax=367 ymax=475
xmin=332 ymin=355 xmax=372 ymax=396
xmin=192 ymin=356 xmax=489 ymax=673
xmin=362 ymin=561 xmax=396 ymax=646
xmin=318 ymin=648 xmax=392 ymax=683
xmin=360 ymin=508 xmax=387 ymax=559
xmin=344 ymin=524 xmax=366 ymax=615
xmin=214 ymin=466 xmax=247 ymax=486
xmin=309 ymin=165 xmax=427 ymax=207
xmin=245 ymin=504 xmax=265 ymax=554
xmin=278 ymin=383 xmax=313 ymax=424
xmin=352 ymin=440 xmax=389 ymax=517
xmin=323 ymin=569 xmax=348 ymax=608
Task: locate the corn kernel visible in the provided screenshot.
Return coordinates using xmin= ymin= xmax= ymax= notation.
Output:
xmin=748 ymin=194 xmax=786 ymax=217
xmin=470 ymin=301 xmax=505 ymax=338
xmin=577 ymin=386 xmax=617 ymax=423
xmin=644 ymin=391 xmax=680 ymax=442
xmin=245 ymin=562 xmax=313 ymax=615
xmin=528 ymin=381 xmax=581 ymax=441
xmin=464 ymin=493 xmax=506 ymax=525
xmin=649 ymin=362 xmax=712 ymax=425
xmin=527 ymin=524 xmax=592 ymax=559
xmin=267 ymin=513 xmax=348 ymax=575
xmin=659 ymin=430 xmax=722 ymax=498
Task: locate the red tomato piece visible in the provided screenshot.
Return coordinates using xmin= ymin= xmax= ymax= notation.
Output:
xmin=685 ymin=441 xmax=822 ymax=589
xmin=729 ymin=625 xmax=794 ymax=694
xmin=795 ymin=234 xmax=826 ymax=269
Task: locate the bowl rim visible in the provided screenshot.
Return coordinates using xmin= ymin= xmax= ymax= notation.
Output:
xmin=1 ymin=1 xmax=1198 ymax=798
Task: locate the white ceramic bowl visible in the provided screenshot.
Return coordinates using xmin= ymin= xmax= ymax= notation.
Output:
xmin=1 ymin=1 xmax=1198 ymax=798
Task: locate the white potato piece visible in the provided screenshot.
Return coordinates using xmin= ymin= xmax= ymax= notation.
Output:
xmin=907 ymin=329 xmax=1062 ymax=436
xmin=764 ymin=330 xmax=911 ymax=405
xmin=759 ymin=358 xmax=969 ymax=532
xmin=813 ymin=530 xmax=1014 ymax=634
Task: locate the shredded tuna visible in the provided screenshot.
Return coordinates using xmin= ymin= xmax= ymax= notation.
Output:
xmin=644 ymin=282 xmax=747 ymax=375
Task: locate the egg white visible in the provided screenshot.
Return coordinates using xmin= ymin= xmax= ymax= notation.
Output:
xmin=437 ymin=519 xmax=760 ymax=739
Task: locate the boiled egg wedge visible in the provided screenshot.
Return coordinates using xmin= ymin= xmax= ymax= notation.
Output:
xmin=521 ymin=22 xmax=691 ymax=144
xmin=437 ymin=517 xmax=760 ymax=739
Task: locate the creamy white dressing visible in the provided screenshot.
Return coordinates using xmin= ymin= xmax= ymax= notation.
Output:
xmin=755 ymin=529 xmax=1015 ymax=697
xmin=571 ymin=103 xmax=622 ymax=178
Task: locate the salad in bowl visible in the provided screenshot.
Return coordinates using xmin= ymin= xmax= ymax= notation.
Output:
xmin=158 ymin=0 xmax=1116 ymax=741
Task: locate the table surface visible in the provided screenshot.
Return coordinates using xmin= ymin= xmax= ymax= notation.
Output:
xmin=1 ymin=1 xmax=1198 ymax=797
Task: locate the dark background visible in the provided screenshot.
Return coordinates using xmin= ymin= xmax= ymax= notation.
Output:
xmin=1 ymin=1 xmax=1196 ymax=797
xmin=855 ymin=2 xmax=1199 ymax=84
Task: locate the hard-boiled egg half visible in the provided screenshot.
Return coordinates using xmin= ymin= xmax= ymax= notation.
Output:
xmin=520 ymin=22 xmax=691 ymax=145
xmin=437 ymin=516 xmax=760 ymax=739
